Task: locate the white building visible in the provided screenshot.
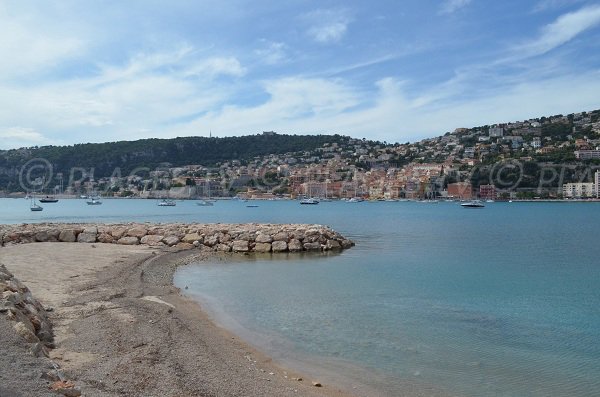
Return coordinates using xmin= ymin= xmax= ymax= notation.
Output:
xmin=532 ymin=137 xmax=542 ymax=149
xmin=596 ymin=171 xmax=600 ymax=198
xmin=562 ymin=182 xmax=596 ymax=198
xmin=489 ymin=127 xmax=504 ymax=137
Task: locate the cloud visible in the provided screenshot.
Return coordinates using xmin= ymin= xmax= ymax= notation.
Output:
xmin=439 ymin=0 xmax=473 ymax=15
xmin=254 ymin=40 xmax=288 ymax=65
xmin=0 ymin=7 xmax=84 ymax=80
xmin=515 ymin=5 xmax=600 ymax=57
xmin=185 ymin=57 xmax=246 ymax=78
xmin=303 ymin=9 xmax=352 ymax=44
xmin=0 ymin=127 xmax=53 ymax=148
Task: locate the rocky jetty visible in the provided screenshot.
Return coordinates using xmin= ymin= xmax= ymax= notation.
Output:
xmin=0 ymin=263 xmax=54 ymax=356
xmin=0 ymin=223 xmax=354 ymax=253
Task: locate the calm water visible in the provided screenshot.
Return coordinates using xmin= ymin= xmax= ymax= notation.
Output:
xmin=2 ymin=198 xmax=600 ymax=396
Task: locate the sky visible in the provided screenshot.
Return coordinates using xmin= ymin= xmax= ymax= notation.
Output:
xmin=1 ymin=0 xmax=600 ymax=149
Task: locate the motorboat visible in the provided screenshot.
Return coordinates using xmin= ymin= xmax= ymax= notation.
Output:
xmin=87 ymin=197 xmax=102 ymax=205
xmin=196 ymin=200 xmax=214 ymax=206
xmin=157 ymin=199 xmax=176 ymax=206
xmin=461 ymin=200 xmax=485 ymax=208
xmin=300 ymin=197 xmax=319 ymax=205
xmin=39 ymin=195 xmax=59 ymax=203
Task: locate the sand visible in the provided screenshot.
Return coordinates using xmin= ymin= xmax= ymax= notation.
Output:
xmin=0 ymin=243 xmax=356 ymax=397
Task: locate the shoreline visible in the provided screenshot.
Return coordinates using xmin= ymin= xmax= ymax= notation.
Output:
xmin=1 ymin=242 xmax=359 ymax=397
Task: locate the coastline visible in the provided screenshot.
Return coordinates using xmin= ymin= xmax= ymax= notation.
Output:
xmin=1 ymin=242 xmax=358 ymax=397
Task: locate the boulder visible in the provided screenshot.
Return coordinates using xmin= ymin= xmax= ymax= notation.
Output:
xmin=271 ymin=240 xmax=288 ymax=252
xmin=272 ymin=232 xmax=289 ymax=242
xmin=232 ymin=240 xmax=249 ymax=252
xmin=117 ymin=236 xmax=139 ymax=245
xmin=204 ymin=234 xmax=219 ymax=247
xmin=288 ymin=239 xmax=303 ymax=252
xmin=253 ymin=242 xmax=272 ymax=253
xmin=97 ymin=233 xmax=114 ymax=244
xmin=77 ymin=227 xmax=97 ymax=243
xmin=341 ymin=239 xmax=354 ymax=249
xmin=255 ymin=234 xmax=273 ymax=243
xmin=215 ymin=243 xmax=232 ymax=252
xmin=14 ymin=322 xmax=39 ymax=343
xmin=163 ymin=236 xmax=180 ymax=246
xmin=140 ymin=235 xmax=165 ymax=246
xmin=58 ymin=230 xmax=77 ymax=243
xmin=325 ymin=239 xmax=341 ymax=250
xmin=175 ymin=242 xmax=195 ymax=250
xmin=127 ymin=226 xmax=148 ymax=238
xmin=34 ymin=230 xmax=50 ymax=242
xmin=303 ymin=242 xmax=321 ymax=251
xmin=182 ymin=233 xmax=203 ymax=244
xmin=110 ymin=227 xmax=127 ymax=239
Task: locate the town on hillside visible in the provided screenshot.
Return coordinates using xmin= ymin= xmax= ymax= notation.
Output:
xmin=3 ymin=109 xmax=600 ymax=201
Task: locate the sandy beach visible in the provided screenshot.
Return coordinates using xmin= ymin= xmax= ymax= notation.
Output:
xmin=0 ymin=242 xmax=355 ymax=397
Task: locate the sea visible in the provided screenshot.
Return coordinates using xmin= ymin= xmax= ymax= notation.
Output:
xmin=2 ymin=198 xmax=600 ymax=396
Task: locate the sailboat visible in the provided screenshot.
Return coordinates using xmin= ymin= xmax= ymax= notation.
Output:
xmin=30 ymin=195 xmax=43 ymax=211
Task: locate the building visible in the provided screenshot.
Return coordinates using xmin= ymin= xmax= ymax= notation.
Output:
xmin=596 ymin=171 xmax=600 ymax=198
xmin=479 ymin=184 xmax=496 ymax=200
xmin=489 ymin=127 xmax=504 ymax=137
xmin=574 ymin=150 xmax=600 ymax=160
xmin=562 ymin=182 xmax=596 ymax=198
xmin=448 ymin=182 xmax=472 ymax=199
xmin=531 ymin=137 xmax=542 ymax=149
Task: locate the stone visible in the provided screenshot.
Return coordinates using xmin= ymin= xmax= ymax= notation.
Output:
xmin=215 ymin=243 xmax=232 ymax=252
xmin=341 ymin=239 xmax=354 ymax=249
xmin=77 ymin=229 xmax=97 ymax=243
xmin=288 ymin=239 xmax=303 ymax=252
xmin=97 ymin=233 xmax=114 ymax=243
xmin=253 ymin=242 xmax=272 ymax=253
xmin=182 ymin=233 xmax=203 ymax=244
xmin=34 ymin=230 xmax=50 ymax=242
xmin=271 ymin=240 xmax=288 ymax=252
xmin=14 ymin=322 xmax=39 ymax=343
xmin=140 ymin=235 xmax=164 ymax=246
xmin=58 ymin=230 xmax=77 ymax=243
xmin=312 ymin=381 xmax=322 ymax=387
xmin=163 ymin=236 xmax=180 ymax=246
xmin=110 ymin=227 xmax=127 ymax=239
xmin=127 ymin=226 xmax=148 ymax=238
xmin=175 ymin=242 xmax=194 ymax=250
xmin=303 ymin=242 xmax=321 ymax=251
xmin=325 ymin=239 xmax=341 ymax=250
xmin=204 ymin=234 xmax=219 ymax=247
xmin=272 ymin=232 xmax=289 ymax=242
xmin=232 ymin=240 xmax=249 ymax=252
xmin=30 ymin=342 xmax=49 ymax=358
xmin=255 ymin=234 xmax=273 ymax=243
xmin=117 ymin=236 xmax=139 ymax=245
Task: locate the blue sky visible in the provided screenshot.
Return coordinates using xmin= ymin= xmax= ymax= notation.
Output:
xmin=1 ymin=0 xmax=600 ymax=149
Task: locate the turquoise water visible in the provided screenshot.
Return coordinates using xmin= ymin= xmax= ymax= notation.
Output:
xmin=2 ymin=198 xmax=600 ymax=396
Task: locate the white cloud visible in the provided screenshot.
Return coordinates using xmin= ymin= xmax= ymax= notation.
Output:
xmin=0 ymin=7 xmax=84 ymax=80
xmin=515 ymin=5 xmax=600 ymax=57
xmin=532 ymin=0 xmax=586 ymax=13
xmin=254 ymin=40 xmax=288 ymax=65
xmin=184 ymin=57 xmax=246 ymax=78
xmin=0 ymin=127 xmax=53 ymax=148
xmin=439 ymin=0 xmax=473 ymax=15
xmin=303 ymin=9 xmax=352 ymax=44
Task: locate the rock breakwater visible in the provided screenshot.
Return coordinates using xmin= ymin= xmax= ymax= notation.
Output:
xmin=0 ymin=263 xmax=54 ymax=357
xmin=0 ymin=223 xmax=354 ymax=253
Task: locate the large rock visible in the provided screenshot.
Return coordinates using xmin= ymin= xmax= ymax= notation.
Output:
xmin=325 ymin=239 xmax=341 ymax=250
xmin=77 ymin=227 xmax=97 ymax=243
xmin=97 ymin=233 xmax=114 ymax=243
xmin=163 ymin=236 xmax=180 ymax=246
xmin=272 ymin=232 xmax=289 ymax=242
xmin=127 ymin=226 xmax=148 ymax=238
xmin=303 ymin=242 xmax=321 ymax=251
xmin=204 ymin=234 xmax=219 ymax=247
xmin=271 ymin=240 xmax=288 ymax=252
xmin=288 ymin=239 xmax=303 ymax=252
xmin=14 ymin=322 xmax=39 ymax=343
xmin=35 ymin=230 xmax=50 ymax=242
xmin=255 ymin=234 xmax=273 ymax=243
xmin=215 ymin=243 xmax=232 ymax=252
xmin=58 ymin=229 xmax=77 ymax=242
xmin=232 ymin=240 xmax=249 ymax=252
xmin=110 ymin=227 xmax=127 ymax=239
xmin=140 ymin=235 xmax=165 ymax=246
xmin=253 ymin=242 xmax=272 ymax=253
xmin=117 ymin=236 xmax=139 ymax=245
xmin=182 ymin=233 xmax=202 ymax=244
